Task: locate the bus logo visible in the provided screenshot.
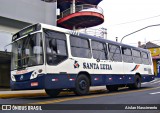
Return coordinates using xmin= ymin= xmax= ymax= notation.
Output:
xmin=131 ymin=65 xmax=140 ymax=72
xmin=20 ymin=75 xmax=24 ymax=80
xmin=74 ymin=61 xmax=80 ymax=68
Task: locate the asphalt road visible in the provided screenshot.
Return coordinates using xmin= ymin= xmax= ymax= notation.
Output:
xmin=0 ymin=78 xmax=160 ymax=113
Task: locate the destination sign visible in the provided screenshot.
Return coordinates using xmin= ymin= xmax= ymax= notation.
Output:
xmin=12 ymin=24 xmax=41 ymax=41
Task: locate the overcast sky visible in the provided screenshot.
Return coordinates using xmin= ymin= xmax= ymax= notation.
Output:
xmin=98 ymin=0 xmax=160 ymax=47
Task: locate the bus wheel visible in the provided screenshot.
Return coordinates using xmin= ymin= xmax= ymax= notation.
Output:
xmin=106 ymin=85 xmax=118 ymax=92
xmin=74 ymin=74 xmax=90 ymax=96
xmin=45 ymin=89 xmax=61 ymax=97
xmin=129 ymin=75 xmax=141 ymax=89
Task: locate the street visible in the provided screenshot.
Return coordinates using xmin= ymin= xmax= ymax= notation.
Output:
xmin=0 ymin=78 xmax=160 ymax=113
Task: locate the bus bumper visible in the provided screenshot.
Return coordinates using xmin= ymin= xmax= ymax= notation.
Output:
xmin=10 ymin=74 xmax=76 ymax=90
xmin=10 ymin=75 xmax=45 ymax=90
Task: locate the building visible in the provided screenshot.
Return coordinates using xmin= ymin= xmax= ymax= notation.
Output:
xmin=0 ymin=0 xmax=104 ymax=87
xmin=139 ymin=41 xmax=160 ymax=77
xmin=57 ymin=0 xmax=104 ymax=30
xmin=0 ymin=0 xmax=57 ymax=87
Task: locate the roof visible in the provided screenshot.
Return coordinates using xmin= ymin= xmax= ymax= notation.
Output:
xmin=139 ymin=41 xmax=160 ymax=49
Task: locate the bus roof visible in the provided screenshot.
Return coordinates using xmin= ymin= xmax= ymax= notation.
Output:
xmin=25 ymin=23 xmax=150 ymax=53
xmin=79 ymin=33 xmax=150 ymax=53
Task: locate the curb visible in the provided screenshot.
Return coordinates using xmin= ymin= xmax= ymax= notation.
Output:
xmin=0 ymin=89 xmax=107 ymax=99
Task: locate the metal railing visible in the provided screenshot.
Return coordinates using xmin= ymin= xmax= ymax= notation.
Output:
xmin=58 ymin=4 xmax=103 ymax=19
xmin=78 ymin=28 xmax=107 ymax=39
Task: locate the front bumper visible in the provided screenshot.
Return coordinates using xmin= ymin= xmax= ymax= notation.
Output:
xmin=10 ymin=75 xmax=45 ymax=90
xmin=10 ymin=74 xmax=76 ymax=90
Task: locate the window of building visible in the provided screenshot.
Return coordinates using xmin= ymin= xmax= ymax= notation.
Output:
xmin=122 ymin=47 xmax=133 ymax=63
xmin=108 ymin=44 xmax=122 ymax=62
xmin=132 ymin=49 xmax=142 ymax=64
xmin=91 ymin=40 xmax=107 ymax=60
xmin=70 ymin=36 xmax=91 ymax=58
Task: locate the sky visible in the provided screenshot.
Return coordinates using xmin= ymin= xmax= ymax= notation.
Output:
xmin=98 ymin=0 xmax=160 ymax=47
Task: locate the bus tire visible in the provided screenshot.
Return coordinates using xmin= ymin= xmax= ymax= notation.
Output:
xmin=106 ymin=85 xmax=118 ymax=92
xmin=74 ymin=74 xmax=90 ymax=96
xmin=129 ymin=75 xmax=141 ymax=89
xmin=45 ymin=89 xmax=61 ymax=97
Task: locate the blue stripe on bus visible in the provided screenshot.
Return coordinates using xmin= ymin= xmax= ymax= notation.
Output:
xmin=10 ymin=74 xmax=154 ymax=90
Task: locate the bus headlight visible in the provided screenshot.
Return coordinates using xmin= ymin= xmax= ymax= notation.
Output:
xmin=30 ymin=69 xmax=43 ymax=80
xmin=11 ymin=75 xmax=16 ymax=81
xmin=30 ymin=72 xmax=38 ymax=80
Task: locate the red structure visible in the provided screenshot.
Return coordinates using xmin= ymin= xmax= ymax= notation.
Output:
xmin=57 ymin=0 xmax=104 ymax=30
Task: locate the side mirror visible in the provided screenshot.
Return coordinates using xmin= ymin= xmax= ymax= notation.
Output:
xmin=4 ymin=43 xmax=12 ymax=53
xmin=49 ymin=39 xmax=57 ymax=50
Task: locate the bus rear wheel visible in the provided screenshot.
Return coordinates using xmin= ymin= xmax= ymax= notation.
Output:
xmin=45 ymin=89 xmax=61 ymax=97
xmin=129 ymin=75 xmax=141 ymax=89
xmin=106 ymin=85 xmax=118 ymax=92
xmin=74 ymin=74 xmax=90 ymax=96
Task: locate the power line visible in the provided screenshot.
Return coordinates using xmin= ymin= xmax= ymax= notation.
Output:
xmin=112 ymin=14 xmax=160 ymax=26
xmin=128 ymin=40 xmax=160 ymax=45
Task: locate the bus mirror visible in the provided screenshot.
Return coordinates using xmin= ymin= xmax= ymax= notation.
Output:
xmin=4 ymin=49 xmax=7 ymax=52
xmin=4 ymin=43 xmax=12 ymax=53
xmin=33 ymin=46 xmax=42 ymax=55
xmin=49 ymin=39 xmax=57 ymax=50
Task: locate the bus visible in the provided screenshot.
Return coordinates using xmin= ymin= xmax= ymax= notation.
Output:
xmin=10 ymin=23 xmax=154 ymax=97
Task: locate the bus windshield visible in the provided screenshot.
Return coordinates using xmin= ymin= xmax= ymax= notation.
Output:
xmin=11 ymin=33 xmax=43 ymax=70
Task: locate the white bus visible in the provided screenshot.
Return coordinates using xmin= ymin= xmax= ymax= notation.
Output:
xmin=10 ymin=23 xmax=154 ymax=97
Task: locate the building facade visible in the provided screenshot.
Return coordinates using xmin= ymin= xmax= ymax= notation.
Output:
xmin=148 ymin=47 xmax=160 ymax=77
xmin=0 ymin=0 xmax=57 ymax=87
xmin=139 ymin=41 xmax=160 ymax=77
xmin=0 ymin=0 xmax=104 ymax=87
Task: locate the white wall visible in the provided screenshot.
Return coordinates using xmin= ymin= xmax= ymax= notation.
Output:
xmin=0 ymin=0 xmax=57 ymax=25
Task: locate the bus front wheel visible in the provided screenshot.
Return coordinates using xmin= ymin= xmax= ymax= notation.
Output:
xmin=74 ymin=74 xmax=90 ymax=96
xmin=45 ymin=89 xmax=61 ymax=97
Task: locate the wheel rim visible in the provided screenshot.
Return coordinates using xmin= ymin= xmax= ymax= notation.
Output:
xmin=79 ymin=80 xmax=87 ymax=90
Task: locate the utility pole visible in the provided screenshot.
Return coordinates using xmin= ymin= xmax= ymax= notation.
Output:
xmin=71 ymin=0 xmax=76 ymax=13
xmin=72 ymin=0 xmax=76 ymax=30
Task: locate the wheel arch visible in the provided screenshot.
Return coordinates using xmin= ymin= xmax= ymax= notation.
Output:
xmin=77 ymin=71 xmax=91 ymax=85
xmin=135 ymin=72 xmax=142 ymax=79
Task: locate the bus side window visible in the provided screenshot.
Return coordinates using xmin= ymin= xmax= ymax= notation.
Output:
xmin=122 ymin=47 xmax=133 ymax=63
xmin=44 ymin=29 xmax=68 ymax=65
xmin=132 ymin=49 xmax=142 ymax=64
xmin=108 ymin=44 xmax=122 ymax=62
xmin=70 ymin=35 xmax=91 ymax=58
xmin=91 ymin=40 xmax=108 ymax=60
xmin=141 ymin=51 xmax=150 ymax=65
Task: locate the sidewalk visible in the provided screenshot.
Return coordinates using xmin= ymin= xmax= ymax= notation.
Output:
xmin=0 ymin=86 xmax=107 ymax=99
